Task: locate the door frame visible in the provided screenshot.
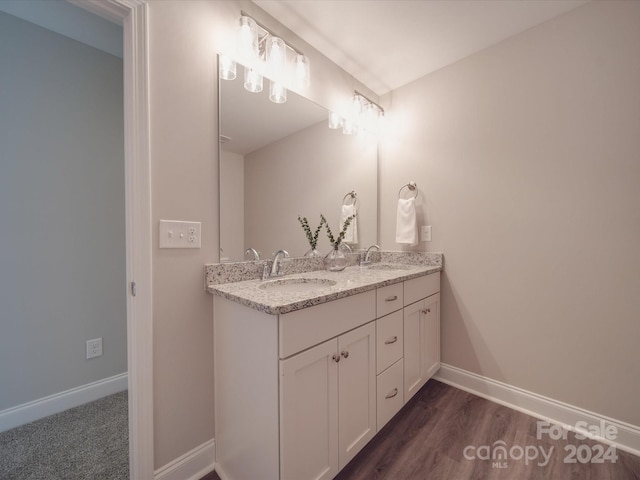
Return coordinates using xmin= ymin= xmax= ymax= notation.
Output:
xmin=69 ymin=0 xmax=153 ymax=478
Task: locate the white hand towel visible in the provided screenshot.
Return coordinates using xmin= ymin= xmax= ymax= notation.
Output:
xmin=340 ymin=204 xmax=358 ymax=244
xmin=395 ymin=197 xmax=418 ymax=245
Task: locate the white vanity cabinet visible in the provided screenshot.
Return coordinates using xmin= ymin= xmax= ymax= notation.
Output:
xmin=403 ymin=274 xmax=441 ymax=402
xmin=214 ymin=289 xmax=376 ymax=480
xmin=213 ymin=270 xmax=440 ymax=480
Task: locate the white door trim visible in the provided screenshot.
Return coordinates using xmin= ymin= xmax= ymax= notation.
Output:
xmin=69 ymin=1 xmax=154 ymax=478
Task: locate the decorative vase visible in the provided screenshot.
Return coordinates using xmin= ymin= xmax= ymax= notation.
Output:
xmin=324 ymin=246 xmax=347 ymax=272
xmin=304 ymin=248 xmax=323 ymax=258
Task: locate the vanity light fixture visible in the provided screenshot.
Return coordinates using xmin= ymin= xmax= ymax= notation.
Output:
xmin=295 ymin=54 xmax=311 ymax=89
xmin=218 ymin=54 xmax=237 ymax=81
xmin=244 ymin=67 xmax=263 ymax=93
xmin=330 ymin=91 xmax=385 ymax=136
xmin=237 ymin=15 xmax=259 ymax=62
xmin=269 ymin=81 xmax=287 ymax=103
xmin=328 ymin=111 xmax=344 ymax=129
xmin=227 ymin=12 xmax=311 ymax=103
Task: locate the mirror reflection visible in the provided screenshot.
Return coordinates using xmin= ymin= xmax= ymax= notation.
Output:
xmin=219 ymin=58 xmax=378 ymax=262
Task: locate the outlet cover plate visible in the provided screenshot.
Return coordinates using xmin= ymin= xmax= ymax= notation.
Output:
xmin=86 ymin=338 xmax=103 ymax=359
xmin=159 ymin=220 xmax=201 ymax=248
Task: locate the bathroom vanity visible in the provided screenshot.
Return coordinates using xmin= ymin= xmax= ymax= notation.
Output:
xmin=208 ymin=256 xmax=442 ymax=480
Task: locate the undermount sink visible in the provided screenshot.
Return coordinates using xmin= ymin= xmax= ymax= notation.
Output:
xmin=259 ymin=278 xmax=337 ymax=293
xmin=367 ymin=263 xmax=413 ymax=271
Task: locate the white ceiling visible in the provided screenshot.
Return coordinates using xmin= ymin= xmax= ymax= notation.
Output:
xmin=253 ymin=0 xmax=589 ymax=95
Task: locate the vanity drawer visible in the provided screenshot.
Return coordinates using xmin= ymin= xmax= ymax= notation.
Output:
xmin=404 ymin=272 xmax=440 ymax=306
xmin=376 ymin=310 xmax=403 ymax=374
xmin=376 ymin=283 xmax=404 ymax=317
xmin=376 ymin=359 xmax=404 ymax=431
xmin=279 ymin=289 xmax=376 ymax=359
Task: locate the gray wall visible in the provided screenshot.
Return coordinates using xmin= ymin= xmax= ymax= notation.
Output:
xmin=0 ymin=12 xmax=126 ymax=410
xmin=379 ymin=1 xmax=640 ymax=426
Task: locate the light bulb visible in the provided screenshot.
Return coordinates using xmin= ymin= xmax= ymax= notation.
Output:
xmin=244 ymin=67 xmax=263 ymax=93
xmin=269 ymin=80 xmax=287 ymax=103
xmin=295 ymin=54 xmax=310 ymax=89
xmin=352 ymin=94 xmax=364 ymax=117
xmin=266 ymin=37 xmax=286 ymax=77
xmin=218 ymin=54 xmax=236 ymax=81
xmin=237 ymin=16 xmax=258 ymax=62
xmin=363 ymin=103 xmax=379 ymax=134
xmin=328 ymin=112 xmax=343 ymax=129
xmin=342 ymin=118 xmax=358 ymax=135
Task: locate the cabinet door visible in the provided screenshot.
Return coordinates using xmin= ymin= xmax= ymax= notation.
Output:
xmin=337 ymin=322 xmax=376 ymax=470
xmin=403 ymin=294 xmax=441 ymax=403
xmin=422 ymin=293 xmax=441 ymax=380
xmin=280 ymin=339 xmax=339 ymax=480
xmin=403 ymin=299 xmax=425 ymax=402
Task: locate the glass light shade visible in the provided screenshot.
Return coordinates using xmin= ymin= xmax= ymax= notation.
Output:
xmin=351 ymin=95 xmax=364 ymax=118
xmin=363 ymin=103 xmax=379 ymax=134
xmin=244 ymin=67 xmax=263 ymax=93
xmin=269 ymin=80 xmax=287 ymax=104
xmin=294 ymin=54 xmax=311 ymax=89
xmin=266 ymin=37 xmax=286 ymax=76
xmin=328 ymin=112 xmax=343 ymax=129
xmin=218 ymin=55 xmax=236 ymax=81
xmin=237 ymin=16 xmax=258 ymax=61
xmin=342 ymin=118 xmax=358 ymax=135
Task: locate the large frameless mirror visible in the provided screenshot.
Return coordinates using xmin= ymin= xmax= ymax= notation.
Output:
xmin=218 ymin=56 xmax=378 ymax=262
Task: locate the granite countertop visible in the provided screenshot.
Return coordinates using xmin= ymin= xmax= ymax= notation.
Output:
xmin=208 ymin=263 xmax=442 ymax=315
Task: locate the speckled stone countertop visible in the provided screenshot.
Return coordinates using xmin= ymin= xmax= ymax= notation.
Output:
xmin=207 ymin=252 xmax=443 ymax=315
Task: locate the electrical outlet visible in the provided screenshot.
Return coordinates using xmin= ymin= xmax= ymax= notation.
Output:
xmin=421 ymin=225 xmax=432 ymax=242
xmin=159 ymin=220 xmax=202 ymax=248
xmin=86 ymin=338 xmax=103 ymax=359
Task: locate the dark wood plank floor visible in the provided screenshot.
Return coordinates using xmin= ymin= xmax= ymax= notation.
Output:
xmin=201 ymin=380 xmax=640 ymax=480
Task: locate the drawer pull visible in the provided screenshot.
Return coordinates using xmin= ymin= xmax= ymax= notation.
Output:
xmin=332 ymin=354 xmax=341 ymax=363
xmin=384 ymin=336 xmax=398 ymax=345
xmin=421 ymin=307 xmax=431 ymax=314
xmin=385 ymin=388 xmax=398 ymax=399
xmin=341 ymin=350 xmax=349 ymax=359
xmin=385 ymin=295 xmax=398 ymax=302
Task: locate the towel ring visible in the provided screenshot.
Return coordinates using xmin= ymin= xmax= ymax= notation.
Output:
xmin=342 ymin=190 xmax=358 ymax=208
xmin=398 ymin=182 xmax=418 ymax=199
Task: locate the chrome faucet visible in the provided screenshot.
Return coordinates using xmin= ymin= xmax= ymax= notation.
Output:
xmin=244 ymin=247 xmax=260 ymax=261
xmin=361 ymin=244 xmax=381 ymax=266
xmin=270 ymin=249 xmax=289 ymax=277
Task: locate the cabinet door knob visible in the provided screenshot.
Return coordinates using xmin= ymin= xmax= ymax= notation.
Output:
xmin=421 ymin=307 xmax=431 ymax=314
xmin=332 ymin=354 xmax=341 ymax=363
xmin=385 ymin=388 xmax=398 ymax=399
xmin=384 ymin=336 xmax=398 ymax=345
xmin=385 ymin=295 xmax=398 ymax=302
xmin=341 ymin=350 xmax=349 ymax=359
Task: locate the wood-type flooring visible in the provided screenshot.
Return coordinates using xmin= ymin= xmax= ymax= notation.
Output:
xmin=201 ymin=379 xmax=640 ymax=480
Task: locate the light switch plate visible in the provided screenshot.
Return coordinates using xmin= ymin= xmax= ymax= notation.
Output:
xmin=159 ymin=220 xmax=202 ymax=248
xmin=421 ymin=225 xmax=432 ymax=242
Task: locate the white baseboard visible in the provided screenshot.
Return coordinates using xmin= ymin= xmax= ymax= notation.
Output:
xmin=0 ymin=372 xmax=128 ymax=433
xmin=434 ymin=363 xmax=640 ymax=457
xmin=155 ymin=438 xmax=216 ymax=480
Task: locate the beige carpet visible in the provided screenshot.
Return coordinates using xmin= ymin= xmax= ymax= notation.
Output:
xmin=0 ymin=391 xmax=128 ymax=480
